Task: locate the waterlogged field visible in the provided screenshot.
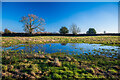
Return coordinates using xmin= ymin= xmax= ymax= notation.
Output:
xmin=1 ymin=36 xmax=120 ymax=79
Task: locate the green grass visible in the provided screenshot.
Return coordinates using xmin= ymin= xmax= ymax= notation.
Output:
xmin=2 ymin=50 xmax=120 ymax=79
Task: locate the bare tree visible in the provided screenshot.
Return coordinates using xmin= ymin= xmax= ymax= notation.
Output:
xmin=70 ymin=23 xmax=80 ymax=35
xmin=20 ymin=14 xmax=45 ymax=34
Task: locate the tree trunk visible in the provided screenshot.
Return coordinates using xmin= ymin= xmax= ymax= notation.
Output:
xmin=29 ymin=31 xmax=32 ymax=34
xmin=29 ymin=29 xmax=32 ymax=34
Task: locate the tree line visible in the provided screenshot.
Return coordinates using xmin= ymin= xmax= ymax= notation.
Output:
xmin=4 ymin=14 xmax=96 ymax=34
xmin=59 ymin=25 xmax=96 ymax=35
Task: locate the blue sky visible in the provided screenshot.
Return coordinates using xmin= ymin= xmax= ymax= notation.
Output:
xmin=1 ymin=0 xmax=120 ymax=2
xmin=2 ymin=2 xmax=118 ymax=33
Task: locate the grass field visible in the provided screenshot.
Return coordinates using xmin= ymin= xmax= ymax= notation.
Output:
xmin=1 ymin=36 xmax=120 ymax=79
xmin=2 ymin=36 xmax=120 ymax=47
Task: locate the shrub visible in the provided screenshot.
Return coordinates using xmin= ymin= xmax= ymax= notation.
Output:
xmin=4 ymin=28 xmax=11 ymax=34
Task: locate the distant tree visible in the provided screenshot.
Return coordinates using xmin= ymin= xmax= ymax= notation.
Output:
xmin=70 ymin=24 xmax=80 ymax=35
xmin=4 ymin=28 xmax=11 ymax=34
xmin=20 ymin=14 xmax=45 ymax=34
xmin=59 ymin=27 xmax=69 ymax=34
xmin=86 ymin=28 xmax=96 ymax=34
xmin=104 ymin=31 xmax=106 ymax=34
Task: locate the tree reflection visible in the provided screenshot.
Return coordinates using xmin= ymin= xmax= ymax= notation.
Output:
xmin=61 ymin=43 xmax=67 ymax=46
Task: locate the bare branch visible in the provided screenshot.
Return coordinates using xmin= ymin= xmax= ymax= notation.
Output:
xmin=20 ymin=14 xmax=46 ymax=34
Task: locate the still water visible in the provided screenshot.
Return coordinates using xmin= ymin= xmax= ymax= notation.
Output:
xmin=3 ymin=43 xmax=119 ymax=57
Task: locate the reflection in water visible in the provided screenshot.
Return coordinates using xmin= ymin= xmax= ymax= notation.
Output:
xmin=61 ymin=43 xmax=67 ymax=46
xmin=2 ymin=43 xmax=120 ymax=58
